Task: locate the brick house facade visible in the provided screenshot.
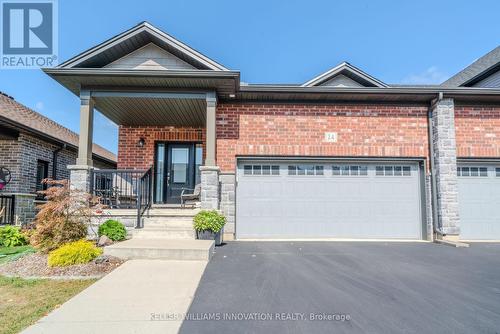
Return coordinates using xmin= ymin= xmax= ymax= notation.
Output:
xmin=45 ymin=22 xmax=500 ymax=241
xmin=0 ymin=93 xmax=116 ymax=224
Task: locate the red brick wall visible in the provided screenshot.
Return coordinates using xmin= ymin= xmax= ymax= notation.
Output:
xmin=118 ymin=126 xmax=204 ymax=169
xmin=455 ymin=106 xmax=500 ymax=157
xmin=216 ymin=103 xmax=430 ymax=172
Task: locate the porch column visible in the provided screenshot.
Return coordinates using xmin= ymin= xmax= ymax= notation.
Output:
xmin=76 ymin=90 xmax=94 ymax=166
xmin=205 ymin=92 xmax=217 ymax=166
xmin=200 ymin=92 xmax=219 ymax=210
xmin=430 ymin=96 xmax=460 ymax=240
xmin=68 ymin=90 xmax=94 ymax=192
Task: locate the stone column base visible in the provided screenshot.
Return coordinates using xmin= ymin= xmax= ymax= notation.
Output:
xmin=200 ymin=166 xmax=220 ymax=210
xmin=68 ymin=165 xmax=93 ymax=192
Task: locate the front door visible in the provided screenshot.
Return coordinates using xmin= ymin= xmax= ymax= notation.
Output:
xmin=154 ymin=143 xmax=202 ymax=204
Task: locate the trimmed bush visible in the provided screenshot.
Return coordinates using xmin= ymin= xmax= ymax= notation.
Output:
xmin=48 ymin=240 xmax=102 ymax=267
xmin=98 ymin=220 xmax=126 ymax=241
xmin=193 ymin=210 xmax=226 ymax=233
xmin=0 ymin=226 xmax=28 ymax=247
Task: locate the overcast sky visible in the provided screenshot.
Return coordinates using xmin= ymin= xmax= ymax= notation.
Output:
xmin=1 ymin=0 xmax=499 ymax=154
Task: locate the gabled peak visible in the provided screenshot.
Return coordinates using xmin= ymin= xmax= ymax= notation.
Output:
xmin=302 ymin=62 xmax=387 ymax=88
xmin=58 ymin=22 xmax=228 ymax=71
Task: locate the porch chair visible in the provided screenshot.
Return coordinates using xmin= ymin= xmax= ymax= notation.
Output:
xmin=180 ymin=184 xmax=201 ymax=208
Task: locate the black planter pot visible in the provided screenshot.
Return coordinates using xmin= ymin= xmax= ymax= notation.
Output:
xmin=197 ymin=230 xmax=222 ymax=246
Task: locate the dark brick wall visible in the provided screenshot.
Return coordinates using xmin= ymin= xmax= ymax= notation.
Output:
xmin=0 ymin=131 xmax=115 ymax=194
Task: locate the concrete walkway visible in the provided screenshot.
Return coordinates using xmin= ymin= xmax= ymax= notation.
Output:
xmin=23 ymin=259 xmax=207 ymax=334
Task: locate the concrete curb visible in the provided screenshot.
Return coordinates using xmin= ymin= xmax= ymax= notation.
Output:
xmin=0 ymin=273 xmax=104 ymax=280
xmin=434 ymin=239 xmax=470 ymax=248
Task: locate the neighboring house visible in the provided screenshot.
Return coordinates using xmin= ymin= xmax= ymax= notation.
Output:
xmin=0 ymin=92 xmax=117 ymax=224
xmin=43 ymin=22 xmax=500 ymax=241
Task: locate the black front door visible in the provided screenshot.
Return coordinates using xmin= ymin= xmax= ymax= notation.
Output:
xmin=154 ymin=143 xmax=202 ymax=204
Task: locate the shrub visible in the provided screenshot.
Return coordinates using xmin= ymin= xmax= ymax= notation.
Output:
xmin=47 ymin=240 xmax=102 ymax=267
xmin=98 ymin=220 xmax=126 ymax=241
xmin=193 ymin=210 xmax=226 ymax=233
xmin=30 ymin=180 xmax=99 ymax=252
xmin=0 ymin=226 xmax=28 ymax=247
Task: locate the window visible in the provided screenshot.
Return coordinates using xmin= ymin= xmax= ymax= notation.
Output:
xmin=332 ymin=165 xmax=368 ymax=176
xmin=195 ymin=144 xmax=203 ymax=185
xmin=288 ymin=165 xmax=324 ymax=176
xmin=375 ymin=165 xmax=411 ymax=176
xmin=36 ymin=160 xmax=49 ymax=197
xmin=497 ymin=168 xmax=500 ymax=177
xmin=457 ymin=166 xmax=488 ymax=177
xmin=244 ymin=165 xmax=280 ymax=176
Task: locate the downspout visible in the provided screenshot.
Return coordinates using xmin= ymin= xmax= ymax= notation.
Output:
xmin=428 ymin=92 xmax=444 ymax=239
xmin=52 ymin=144 xmax=66 ymax=179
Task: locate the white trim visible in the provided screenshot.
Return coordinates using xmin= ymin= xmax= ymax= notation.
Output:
xmin=302 ymin=62 xmax=388 ymax=87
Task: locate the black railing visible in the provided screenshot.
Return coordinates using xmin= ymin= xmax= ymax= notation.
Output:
xmin=90 ymin=168 xmax=153 ymax=228
xmin=0 ymin=195 xmax=15 ymax=225
xmin=91 ymin=169 xmax=146 ymax=209
xmin=136 ymin=167 xmax=153 ymax=228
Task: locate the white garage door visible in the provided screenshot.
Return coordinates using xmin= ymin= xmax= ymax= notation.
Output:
xmin=458 ymin=164 xmax=500 ymax=240
xmin=236 ymin=161 xmax=424 ymax=239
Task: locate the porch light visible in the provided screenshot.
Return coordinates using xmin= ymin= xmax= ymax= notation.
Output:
xmin=137 ymin=137 xmax=145 ymax=148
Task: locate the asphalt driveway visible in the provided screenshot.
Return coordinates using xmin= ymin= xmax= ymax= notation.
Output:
xmin=180 ymin=242 xmax=500 ymax=334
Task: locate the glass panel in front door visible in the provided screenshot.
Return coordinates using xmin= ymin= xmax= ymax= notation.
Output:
xmin=154 ymin=143 xmax=165 ymax=203
xmin=171 ymin=148 xmax=189 ymax=183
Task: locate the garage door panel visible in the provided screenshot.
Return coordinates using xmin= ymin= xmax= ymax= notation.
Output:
xmin=458 ymin=165 xmax=500 ymax=240
xmin=236 ymin=161 xmax=423 ymax=239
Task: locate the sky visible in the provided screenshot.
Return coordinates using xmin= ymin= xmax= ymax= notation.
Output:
xmin=1 ymin=0 xmax=499 ymax=154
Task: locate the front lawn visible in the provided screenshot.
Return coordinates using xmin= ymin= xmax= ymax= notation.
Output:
xmin=0 ymin=275 xmax=96 ymax=334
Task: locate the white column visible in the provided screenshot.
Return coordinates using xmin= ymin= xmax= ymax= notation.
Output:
xmin=76 ymin=90 xmax=94 ymax=166
xmin=205 ymin=92 xmax=217 ymax=167
xmin=69 ymin=90 xmax=94 ymax=193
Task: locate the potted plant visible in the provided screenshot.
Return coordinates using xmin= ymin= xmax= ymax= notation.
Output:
xmin=193 ymin=210 xmax=226 ymax=246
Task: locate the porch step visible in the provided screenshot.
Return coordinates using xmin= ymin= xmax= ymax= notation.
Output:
xmin=132 ymin=228 xmax=195 ymax=240
xmin=103 ymin=238 xmax=214 ymax=261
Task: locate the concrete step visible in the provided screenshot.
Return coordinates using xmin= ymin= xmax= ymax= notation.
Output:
xmin=103 ymin=239 xmax=214 ymax=261
xmin=132 ymin=229 xmax=195 ymax=239
xmin=143 ymin=217 xmax=194 ymax=225
xmin=144 ymin=208 xmax=200 ymax=217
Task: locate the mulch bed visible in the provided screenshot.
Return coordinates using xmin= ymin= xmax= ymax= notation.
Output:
xmin=0 ymin=252 xmax=124 ymax=279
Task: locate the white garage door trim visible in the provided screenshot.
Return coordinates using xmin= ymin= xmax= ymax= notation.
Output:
xmin=458 ymin=161 xmax=500 ymax=240
xmin=235 ymin=158 xmax=426 ymax=240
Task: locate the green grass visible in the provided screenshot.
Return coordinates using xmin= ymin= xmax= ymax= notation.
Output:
xmin=0 ymin=246 xmax=35 ymax=265
xmin=0 ymin=275 xmax=96 ymax=334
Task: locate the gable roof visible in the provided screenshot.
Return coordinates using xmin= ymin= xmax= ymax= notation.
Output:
xmin=302 ymin=62 xmax=388 ymax=88
xmin=58 ymin=21 xmax=228 ymax=71
xmin=0 ymin=92 xmax=117 ymax=164
xmin=441 ymin=46 xmax=500 ymax=87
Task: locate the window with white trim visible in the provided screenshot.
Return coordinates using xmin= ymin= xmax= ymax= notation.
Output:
xmin=288 ymin=165 xmax=324 ymax=176
xmin=332 ymin=165 xmax=368 ymax=176
xmin=243 ymin=165 xmax=280 ymax=176
xmin=457 ymin=166 xmax=488 ymax=177
xmin=375 ymin=165 xmax=411 ymax=176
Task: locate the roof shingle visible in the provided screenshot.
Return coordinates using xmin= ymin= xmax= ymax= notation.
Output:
xmin=0 ymin=92 xmax=116 ymax=163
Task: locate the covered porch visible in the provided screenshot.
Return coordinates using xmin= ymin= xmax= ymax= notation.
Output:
xmin=44 ymin=68 xmax=239 ymax=227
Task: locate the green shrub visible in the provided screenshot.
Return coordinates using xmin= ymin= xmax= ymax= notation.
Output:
xmin=0 ymin=226 xmax=28 ymax=247
xmin=98 ymin=220 xmax=127 ymax=241
xmin=193 ymin=210 xmax=226 ymax=233
xmin=47 ymin=240 xmax=102 ymax=267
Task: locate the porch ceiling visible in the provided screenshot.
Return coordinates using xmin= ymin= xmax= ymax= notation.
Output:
xmin=93 ymin=95 xmax=206 ymax=126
